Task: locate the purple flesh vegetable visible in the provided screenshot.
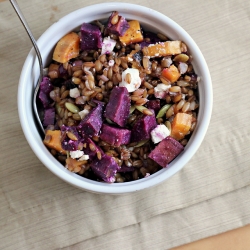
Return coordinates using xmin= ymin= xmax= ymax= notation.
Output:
xmin=90 ymin=154 xmax=120 ymax=183
xmin=38 ymin=77 xmax=54 ymax=108
xmin=43 ymin=107 xmax=55 ymax=127
xmin=100 ymin=124 xmax=131 ymax=147
xmin=61 ymin=125 xmax=81 ymax=151
xmin=81 ymin=137 xmax=104 ymax=161
xmin=105 ymin=87 xmax=130 ymax=127
xmin=106 ymin=11 xmax=130 ymax=36
xmin=80 ymin=23 xmax=102 ymax=50
xmin=131 ymin=110 xmax=157 ymax=142
xmin=146 ymin=100 xmax=161 ymax=113
xmin=148 ymin=136 xmax=184 ymax=167
xmin=77 ymin=101 xmax=105 ymax=137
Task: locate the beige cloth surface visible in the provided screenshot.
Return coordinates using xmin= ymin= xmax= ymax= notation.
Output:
xmin=0 ymin=0 xmax=250 ymax=249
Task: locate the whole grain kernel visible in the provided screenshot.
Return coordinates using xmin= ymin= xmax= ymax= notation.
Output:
xmin=67 ymin=131 xmax=78 ymax=141
xmin=111 ymin=13 xmax=119 ymax=25
xmin=97 ymin=151 xmax=102 ymax=160
xmin=169 ymin=86 xmax=181 ymax=93
xmin=72 ymin=77 xmax=81 ymax=85
xmin=65 ymin=102 xmax=80 ymax=114
xmin=125 ymin=73 xmax=131 ymax=84
xmin=182 ymin=102 xmax=190 ymax=112
xmin=89 ymin=143 xmax=96 ymax=152
xmin=72 ymin=113 xmax=81 ymax=121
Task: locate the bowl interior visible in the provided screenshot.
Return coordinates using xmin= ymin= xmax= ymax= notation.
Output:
xmin=18 ymin=2 xmax=212 ymax=194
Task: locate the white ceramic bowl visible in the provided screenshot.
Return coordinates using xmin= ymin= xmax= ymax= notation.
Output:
xmin=18 ymin=2 xmax=212 ymax=194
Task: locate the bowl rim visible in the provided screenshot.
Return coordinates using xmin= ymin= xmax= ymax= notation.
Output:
xmin=18 ymin=2 xmax=213 ymax=194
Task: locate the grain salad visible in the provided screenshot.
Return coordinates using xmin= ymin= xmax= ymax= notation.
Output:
xmin=39 ymin=11 xmax=199 ymax=183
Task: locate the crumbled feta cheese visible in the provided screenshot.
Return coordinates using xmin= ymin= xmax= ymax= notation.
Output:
xmin=78 ymin=109 xmax=89 ymax=119
xmin=151 ymin=124 xmax=170 ymax=144
xmin=79 ymin=154 xmax=89 ymax=161
xmin=108 ymin=59 xmax=114 ymax=67
xmin=70 ymin=150 xmax=84 ymax=159
xmin=178 ymin=62 xmax=188 ymax=74
xmin=119 ymin=68 xmax=141 ymax=92
xmin=69 ymin=88 xmax=80 ymax=98
xmin=154 ymin=83 xmax=171 ymax=99
xmin=101 ymin=36 xmax=116 ymax=55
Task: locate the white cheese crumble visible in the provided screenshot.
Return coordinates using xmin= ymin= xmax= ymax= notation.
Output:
xmin=151 ymin=124 xmax=170 ymax=144
xmin=79 ymin=155 xmax=89 ymax=161
xmin=78 ymin=109 xmax=89 ymax=119
xmin=70 ymin=150 xmax=84 ymax=159
xmin=101 ymin=36 xmax=116 ymax=55
xmin=69 ymin=88 xmax=80 ymax=98
xmin=154 ymin=83 xmax=171 ymax=99
xmin=119 ymin=68 xmax=141 ymax=92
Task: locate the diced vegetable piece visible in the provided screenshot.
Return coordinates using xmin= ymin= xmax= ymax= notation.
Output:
xmin=146 ymin=100 xmax=161 ymax=113
xmin=38 ymin=77 xmax=54 ymax=108
xmin=66 ymin=158 xmax=87 ymax=172
xmin=119 ymin=20 xmax=143 ymax=45
xmin=145 ymin=31 xmax=162 ymax=43
xmin=106 ymin=11 xmax=130 ymax=36
xmin=80 ymin=23 xmax=102 ymax=50
xmin=43 ymin=107 xmax=55 ymax=127
xmin=151 ymin=124 xmax=170 ymax=144
xmin=117 ymin=164 xmax=135 ymax=173
xmin=171 ymin=113 xmax=192 ymax=140
xmin=77 ymin=101 xmax=105 ymax=136
xmin=43 ymin=130 xmax=66 ymax=154
xmin=161 ymin=65 xmax=181 ymax=83
xmin=52 ymin=32 xmax=80 ymax=63
xmin=90 ymin=154 xmax=120 ymax=183
xmin=142 ymin=41 xmax=182 ymax=57
xmin=131 ymin=110 xmax=157 ymax=142
xmin=105 ymin=87 xmax=130 ymax=127
xmin=156 ymin=104 xmax=171 ymax=118
xmin=61 ymin=125 xmax=81 ymax=151
xmin=148 ymin=136 xmax=184 ymax=167
xmin=100 ymin=124 xmax=131 ymax=147
xmin=81 ymin=137 xmax=104 ymax=161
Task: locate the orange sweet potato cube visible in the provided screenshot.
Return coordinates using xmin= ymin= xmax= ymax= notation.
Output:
xmin=119 ymin=20 xmax=143 ymax=45
xmin=53 ymin=32 xmax=80 ymax=63
xmin=142 ymin=40 xmax=182 ymax=57
xmin=171 ymin=113 xmax=192 ymax=141
xmin=161 ymin=65 xmax=181 ymax=83
xmin=43 ymin=130 xmax=66 ymax=154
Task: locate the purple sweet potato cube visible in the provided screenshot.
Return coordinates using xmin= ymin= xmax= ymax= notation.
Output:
xmin=106 ymin=12 xmax=130 ymax=36
xmin=105 ymin=87 xmax=130 ymax=127
xmin=100 ymin=124 xmax=131 ymax=147
xmin=90 ymin=154 xmax=120 ymax=183
xmin=117 ymin=164 xmax=135 ymax=173
xmin=131 ymin=110 xmax=157 ymax=142
xmin=81 ymin=137 xmax=104 ymax=161
xmin=77 ymin=102 xmax=104 ymax=137
xmin=43 ymin=107 xmax=55 ymax=127
xmin=148 ymin=136 xmax=184 ymax=167
xmin=61 ymin=125 xmax=81 ymax=151
xmin=39 ymin=77 xmax=54 ymax=108
xmin=80 ymin=23 xmax=102 ymax=50
xmin=146 ymin=100 xmax=161 ymax=113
